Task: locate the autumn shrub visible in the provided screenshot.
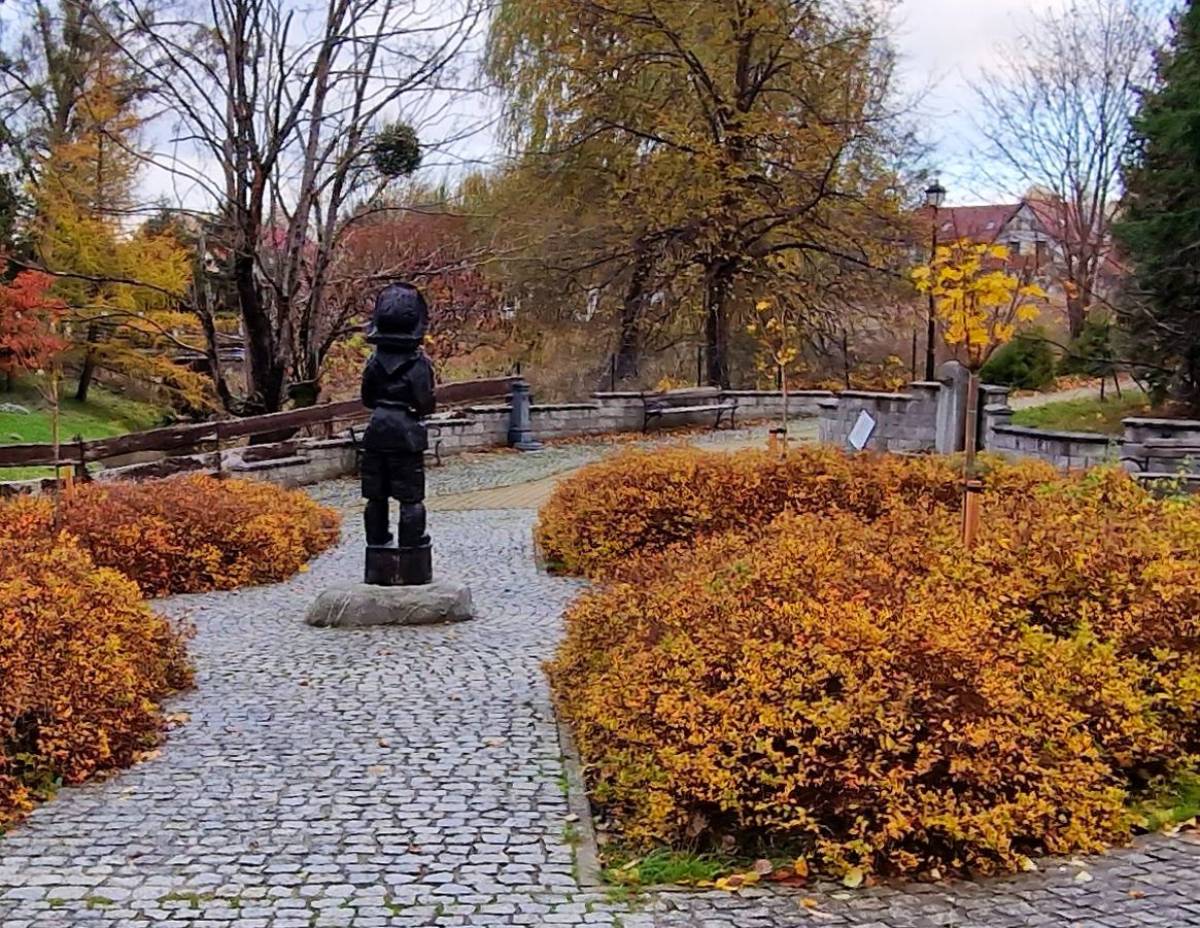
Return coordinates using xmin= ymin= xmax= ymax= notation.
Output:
xmin=545 ymin=451 xmax=1200 ymax=877
xmin=535 ymin=445 xmax=1056 ymax=576
xmin=5 ymin=474 xmax=341 ymax=597
xmin=0 ymin=498 xmax=192 ymax=825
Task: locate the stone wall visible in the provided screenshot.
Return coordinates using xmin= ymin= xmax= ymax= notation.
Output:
xmin=817 ymin=384 xmax=943 ymax=453
xmin=723 ymin=390 xmax=834 ymax=423
xmin=0 ymin=386 xmax=819 ymax=496
xmin=984 ymin=419 xmax=1122 ymax=471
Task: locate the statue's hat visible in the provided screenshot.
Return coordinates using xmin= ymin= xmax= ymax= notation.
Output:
xmin=367 ymin=283 xmax=428 ymax=347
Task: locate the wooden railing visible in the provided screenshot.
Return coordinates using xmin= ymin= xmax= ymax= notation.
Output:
xmin=0 ymin=376 xmax=520 ymax=471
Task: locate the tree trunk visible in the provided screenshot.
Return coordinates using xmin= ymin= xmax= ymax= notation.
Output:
xmin=615 ymin=255 xmax=650 ymax=384
xmin=235 ymin=252 xmax=286 ymax=414
xmin=74 ymin=324 xmax=100 ymax=402
xmin=1066 ymin=292 xmax=1087 ymax=340
xmin=704 ymin=260 xmax=735 ymax=388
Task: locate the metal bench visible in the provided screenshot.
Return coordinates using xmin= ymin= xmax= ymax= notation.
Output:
xmin=641 ymin=387 xmax=737 ymax=432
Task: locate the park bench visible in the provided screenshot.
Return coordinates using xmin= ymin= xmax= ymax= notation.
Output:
xmin=641 ymin=386 xmax=737 ymax=432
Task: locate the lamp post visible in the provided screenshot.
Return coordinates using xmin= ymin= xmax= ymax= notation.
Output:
xmin=923 ymin=179 xmax=946 ymax=381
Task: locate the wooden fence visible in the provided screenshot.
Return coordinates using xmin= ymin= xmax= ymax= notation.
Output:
xmin=0 ymin=376 xmax=519 ymax=471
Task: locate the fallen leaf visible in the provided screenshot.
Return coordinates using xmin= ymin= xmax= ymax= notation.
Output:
xmin=752 ymin=858 xmax=773 ymax=876
xmin=841 ymin=868 xmax=865 ymax=889
xmin=378 ymin=738 xmax=390 ymax=747
xmin=800 ymin=897 xmax=820 ymax=908
xmin=1129 ymin=890 xmax=1146 ymax=899
xmin=1074 ymin=870 xmax=1094 ymax=883
xmin=793 ymin=858 xmax=809 ymax=878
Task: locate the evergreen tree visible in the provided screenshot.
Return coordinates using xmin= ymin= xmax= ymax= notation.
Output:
xmin=1113 ymin=1 xmax=1200 ymax=408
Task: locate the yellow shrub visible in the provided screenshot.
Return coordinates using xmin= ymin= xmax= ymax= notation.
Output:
xmin=3 ymin=474 xmax=341 ymax=597
xmin=544 ymin=450 xmax=1200 ymax=877
xmin=0 ymin=501 xmax=192 ymax=825
xmin=536 ymin=445 xmax=1056 ymax=576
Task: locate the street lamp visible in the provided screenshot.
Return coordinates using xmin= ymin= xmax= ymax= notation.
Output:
xmin=923 ymin=179 xmax=946 ymax=381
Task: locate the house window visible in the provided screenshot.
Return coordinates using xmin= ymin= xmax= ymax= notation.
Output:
xmin=1010 ymin=240 xmax=1023 ymax=255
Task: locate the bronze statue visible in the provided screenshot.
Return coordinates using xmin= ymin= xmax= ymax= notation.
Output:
xmin=361 ymin=283 xmax=436 ymax=585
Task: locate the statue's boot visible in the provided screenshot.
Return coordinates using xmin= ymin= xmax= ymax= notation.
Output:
xmin=364 ymin=498 xmax=393 ymax=546
xmin=397 ymin=502 xmax=427 ymax=547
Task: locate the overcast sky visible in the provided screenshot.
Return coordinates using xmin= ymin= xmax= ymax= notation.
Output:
xmin=1 ymin=0 xmax=1172 ymax=211
xmin=890 ymin=0 xmax=1070 ymax=205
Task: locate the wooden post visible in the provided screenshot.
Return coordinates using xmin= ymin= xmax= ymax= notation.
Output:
xmin=962 ymin=368 xmax=981 ymax=546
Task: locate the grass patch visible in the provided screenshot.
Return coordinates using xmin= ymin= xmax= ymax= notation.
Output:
xmin=0 ymin=378 xmax=167 ymax=480
xmin=603 ymin=848 xmax=732 ymax=886
xmin=1134 ymin=773 xmax=1200 ymax=833
xmin=1011 ymin=392 xmax=1151 ymax=435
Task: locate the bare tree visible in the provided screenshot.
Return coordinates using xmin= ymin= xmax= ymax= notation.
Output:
xmin=108 ymin=0 xmax=486 ymax=413
xmin=973 ymin=0 xmax=1162 ymax=338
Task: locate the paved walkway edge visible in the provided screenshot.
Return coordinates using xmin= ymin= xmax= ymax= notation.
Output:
xmin=555 ymin=718 xmax=604 ymax=889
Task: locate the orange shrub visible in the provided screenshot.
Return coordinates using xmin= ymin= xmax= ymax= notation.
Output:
xmin=0 ymin=499 xmax=192 ymax=825
xmin=545 ymin=452 xmax=1200 ymax=877
xmin=536 ymin=445 xmax=1057 ymax=576
xmin=6 ymin=474 xmax=341 ymax=597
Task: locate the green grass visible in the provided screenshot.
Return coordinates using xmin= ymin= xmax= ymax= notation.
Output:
xmin=0 ymin=378 xmax=166 ymax=480
xmin=1011 ymin=392 xmax=1151 ymax=436
xmin=1134 ymin=772 xmax=1200 ymax=833
xmin=603 ymin=848 xmax=731 ymax=887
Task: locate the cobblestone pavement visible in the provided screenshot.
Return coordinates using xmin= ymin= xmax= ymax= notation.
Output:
xmin=2 ymin=425 xmax=1200 ymax=927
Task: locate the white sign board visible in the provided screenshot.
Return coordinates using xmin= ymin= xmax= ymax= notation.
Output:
xmin=847 ymin=410 xmax=876 ymax=451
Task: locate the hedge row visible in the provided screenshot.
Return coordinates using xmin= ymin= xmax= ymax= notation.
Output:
xmin=0 ymin=474 xmax=341 ymax=824
xmin=8 ymin=474 xmax=341 ymax=597
xmin=535 ymin=445 xmax=1056 ymax=576
xmin=0 ymin=506 xmax=192 ymax=825
xmin=543 ymin=449 xmax=1200 ymax=877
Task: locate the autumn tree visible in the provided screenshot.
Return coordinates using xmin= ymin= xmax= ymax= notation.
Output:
xmin=487 ymin=0 xmax=910 ymax=387
xmin=103 ymin=0 xmax=486 ymax=413
xmin=0 ymin=270 xmax=67 ymax=390
xmin=973 ymin=0 xmax=1162 ymax=337
xmin=30 ymin=47 xmax=204 ymax=408
xmin=912 ymin=241 xmax=1047 ymax=543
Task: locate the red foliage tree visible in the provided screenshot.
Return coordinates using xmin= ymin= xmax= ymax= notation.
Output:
xmin=324 ymin=210 xmax=507 ymax=361
xmin=0 ymin=271 xmax=68 ymax=385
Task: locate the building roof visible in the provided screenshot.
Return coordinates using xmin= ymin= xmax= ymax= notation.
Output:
xmin=924 ymin=203 xmax=1024 ymax=243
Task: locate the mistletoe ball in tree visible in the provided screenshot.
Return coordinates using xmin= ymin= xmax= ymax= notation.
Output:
xmin=371 ymin=123 xmax=422 ymax=178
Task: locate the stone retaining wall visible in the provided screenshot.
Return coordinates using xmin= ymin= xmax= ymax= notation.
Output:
xmin=817 ymin=384 xmax=943 ymax=453
xmin=0 ymin=387 xmax=819 ymax=495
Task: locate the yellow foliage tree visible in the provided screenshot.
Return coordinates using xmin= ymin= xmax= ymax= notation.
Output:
xmin=911 ymin=239 xmax=1047 ymax=543
xmin=31 ymin=53 xmax=207 ymax=410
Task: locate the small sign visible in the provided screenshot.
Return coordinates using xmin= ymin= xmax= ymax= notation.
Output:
xmin=847 ymin=410 xmax=876 ymax=450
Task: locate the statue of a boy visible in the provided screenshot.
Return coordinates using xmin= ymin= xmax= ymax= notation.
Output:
xmin=360 ymin=283 xmax=436 ymax=585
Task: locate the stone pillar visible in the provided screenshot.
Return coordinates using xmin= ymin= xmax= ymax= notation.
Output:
xmin=934 ymin=360 xmax=969 ymax=454
xmin=507 ymin=379 xmax=543 ymax=451
xmin=981 ymin=403 xmax=1014 ymax=452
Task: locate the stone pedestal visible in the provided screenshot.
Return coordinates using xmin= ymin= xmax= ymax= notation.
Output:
xmin=305 ymin=580 xmax=473 ymax=628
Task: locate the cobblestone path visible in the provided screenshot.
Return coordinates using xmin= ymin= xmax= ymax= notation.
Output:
xmin=2 ymin=426 xmax=1199 ymax=927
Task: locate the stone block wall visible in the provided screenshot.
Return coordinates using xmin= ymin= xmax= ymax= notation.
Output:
xmin=818 ymin=384 xmax=942 ymax=453
xmin=2 ymin=386 xmax=826 ymax=495
xmin=723 ymin=390 xmax=834 ymax=422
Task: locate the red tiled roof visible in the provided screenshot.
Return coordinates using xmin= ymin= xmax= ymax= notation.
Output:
xmin=922 ymin=203 xmax=1023 ymax=243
